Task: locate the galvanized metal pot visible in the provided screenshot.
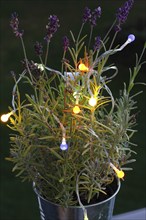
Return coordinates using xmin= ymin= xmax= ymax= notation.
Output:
xmin=34 ymin=178 xmax=120 ymax=220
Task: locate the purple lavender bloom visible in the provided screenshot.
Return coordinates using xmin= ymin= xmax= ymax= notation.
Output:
xmin=82 ymin=7 xmax=91 ymax=24
xmin=10 ymin=12 xmax=24 ymax=37
xmin=93 ymin=36 xmax=101 ymax=51
xmin=90 ymin=7 xmax=102 ymax=26
xmin=44 ymin=15 xmax=60 ymax=42
xmin=22 ymin=59 xmax=41 ymax=78
xmin=94 ymin=7 xmax=102 ymax=18
xmin=115 ymin=24 xmax=122 ymax=32
xmin=63 ymin=36 xmax=70 ymax=52
xmin=34 ymin=41 xmax=43 ymax=56
xmin=116 ymin=0 xmax=134 ymax=31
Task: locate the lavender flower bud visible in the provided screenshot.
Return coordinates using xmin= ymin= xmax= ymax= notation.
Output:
xmin=93 ymin=36 xmax=101 ymax=51
xmin=115 ymin=0 xmax=134 ymax=31
xmin=34 ymin=41 xmax=43 ymax=56
xmin=10 ymin=12 xmax=24 ymax=37
xmin=90 ymin=7 xmax=102 ymax=27
xmin=82 ymin=7 xmax=91 ymax=24
xmin=115 ymin=24 xmax=122 ymax=32
xmin=21 ymin=59 xmax=41 ymax=79
xmin=63 ymin=36 xmax=70 ymax=52
xmin=94 ymin=6 xmax=102 ymax=18
xmin=44 ymin=15 xmax=60 ymax=42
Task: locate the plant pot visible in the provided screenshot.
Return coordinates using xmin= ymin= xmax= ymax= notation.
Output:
xmin=34 ymin=177 xmax=120 ymax=220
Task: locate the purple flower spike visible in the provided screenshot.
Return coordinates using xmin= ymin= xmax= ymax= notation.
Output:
xmin=10 ymin=12 xmax=24 ymax=37
xmin=34 ymin=41 xmax=43 ymax=56
xmin=93 ymin=36 xmax=101 ymax=51
xmin=115 ymin=0 xmax=134 ymax=31
xmin=90 ymin=6 xmax=102 ymax=26
xmin=128 ymin=34 xmax=135 ymax=43
xmin=94 ymin=6 xmax=102 ymax=18
xmin=44 ymin=15 xmax=60 ymax=42
xmin=63 ymin=36 xmax=70 ymax=52
xmin=82 ymin=7 xmax=91 ymax=24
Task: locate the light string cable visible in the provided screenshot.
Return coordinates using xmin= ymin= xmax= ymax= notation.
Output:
xmin=39 ymin=105 xmax=68 ymax=150
xmin=100 ymin=65 xmax=118 ymax=114
xmin=85 ymin=127 xmax=124 ymax=178
xmin=45 ymin=66 xmax=65 ymax=80
xmin=85 ymin=127 xmax=110 ymax=163
xmin=52 ymin=113 xmax=68 ymax=150
xmin=91 ymin=34 xmax=135 ymax=70
xmin=45 ymin=65 xmax=76 ymax=92
xmin=76 ymin=169 xmax=89 ymax=220
xmin=12 ymin=69 xmax=27 ymax=112
xmin=1 ymin=69 xmax=29 ymax=122
xmin=86 ymin=65 xmax=118 ymax=111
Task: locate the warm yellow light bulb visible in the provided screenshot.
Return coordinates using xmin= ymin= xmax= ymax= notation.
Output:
xmin=1 ymin=112 xmax=12 ymax=122
xmin=116 ymin=170 xmax=125 ymax=179
xmin=73 ymin=106 xmax=80 ymax=114
xmin=89 ymin=97 xmax=97 ymax=107
xmin=110 ymin=162 xmax=125 ymax=179
xmin=78 ymin=63 xmax=89 ymax=72
xmin=84 ymin=213 xmax=89 ymax=220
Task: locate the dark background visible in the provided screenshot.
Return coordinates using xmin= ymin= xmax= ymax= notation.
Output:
xmin=0 ymin=0 xmax=146 ymax=219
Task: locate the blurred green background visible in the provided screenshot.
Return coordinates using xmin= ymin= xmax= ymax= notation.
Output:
xmin=0 ymin=0 xmax=146 ymax=219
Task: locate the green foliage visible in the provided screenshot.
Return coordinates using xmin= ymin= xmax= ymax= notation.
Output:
xmin=3 ymin=10 xmax=146 ymax=207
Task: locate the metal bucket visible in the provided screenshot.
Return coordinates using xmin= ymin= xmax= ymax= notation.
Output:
xmin=34 ymin=178 xmax=120 ymax=220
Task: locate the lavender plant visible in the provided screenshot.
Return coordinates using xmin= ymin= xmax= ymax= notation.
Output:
xmin=1 ymin=1 xmax=146 ymax=213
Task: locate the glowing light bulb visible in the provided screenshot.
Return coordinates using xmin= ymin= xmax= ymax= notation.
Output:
xmin=1 ymin=112 xmax=13 ymax=122
xmin=73 ymin=106 xmax=80 ymax=114
xmin=60 ymin=137 xmax=68 ymax=151
xmin=127 ymin=34 xmax=135 ymax=43
xmin=89 ymin=97 xmax=97 ymax=107
xmin=78 ymin=63 xmax=89 ymax=72
xmin=84 ymin=212 xmax=89 ymax=220
xmin=110 ymin=163 xmax=125 ymax=179
xmin=116 ymin=170 xmax=125 ymax=179
xmin=119 ymin=34 xmax=135 ymax=51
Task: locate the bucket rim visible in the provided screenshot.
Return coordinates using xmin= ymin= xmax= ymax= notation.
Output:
xmin=33 ymin=177 xmax=121 ymax=209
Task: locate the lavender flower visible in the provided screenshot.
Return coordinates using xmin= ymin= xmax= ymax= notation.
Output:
xmin=93 ymin=7 xmax=102 ymax=18
xmin=93 ymin=36 xmax=101 ymax=51
xmin=44 ymin=15 xmax=60 ymax=42
xmin=90 ymin=7 xmax=101 ymax=26
xmin=82 ymin=6 xmax=101 ymax=26
xmin=63 ymin=36 xmax=70 ymax=52
xmin=22 ymin=59 xmax=41 ymax=79
xmin=34 ymin=41 xmax=43 ymax=56
xmin=115 ymin=0 xmax=134 ymax=31
xmin=82 ymin=7 xmax=91 ymax=24
xmin=10 ymin=12 xmax=24 ymax=37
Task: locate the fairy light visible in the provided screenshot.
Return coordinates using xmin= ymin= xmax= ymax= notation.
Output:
xmin=60 ymin=137 xmax=68 ymax=151
xmin=88 ymin=96 xmax=97 ymax=107
xmin=73 ymin=106 xmax=80 ymax=114
xmin=91 ymin=34 xmax=135 ymax=70
xmin=110 ymin=162 xmax=125 ymax=179
xmin=1 ymin=112 xmax=13 ymax=122
xmin=78 ymin=63 xmax=89 ymax=72
xmin=73 ymin=91 xmax=81 ymax=114
xmin=119 ymin=34 xmax=135 ymax=50
xmin=35 ymin=63 xmax=45 ymax=72
xmin=84 ymin=212 xmax=89 ymax=220
xmin=127 ymin=34 xmax=135 ymax=43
